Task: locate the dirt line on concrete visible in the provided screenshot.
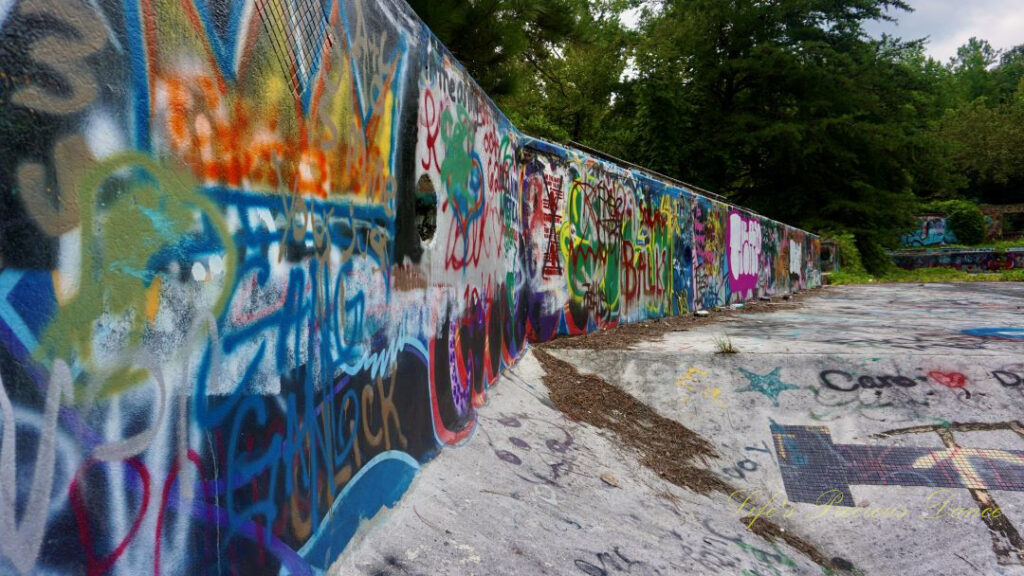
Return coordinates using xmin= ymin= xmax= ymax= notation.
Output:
xmin=539 ymin=288 xmax=826 ymax=351
xmin=744 ymin=517 xmax=855 ymax=573
xmin=532 ymin=348 xmax=728 ymax=494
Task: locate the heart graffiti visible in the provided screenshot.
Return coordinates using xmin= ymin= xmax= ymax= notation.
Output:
xmin=928 ymin=371 xmax=968 ymax=389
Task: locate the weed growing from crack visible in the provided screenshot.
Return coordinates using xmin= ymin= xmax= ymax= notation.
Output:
xmin=713 ymin=333 xmax=739 ymax=354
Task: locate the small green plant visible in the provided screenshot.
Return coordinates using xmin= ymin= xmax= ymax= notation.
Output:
xmin=713 ymin=333 xmax=739 ymax=354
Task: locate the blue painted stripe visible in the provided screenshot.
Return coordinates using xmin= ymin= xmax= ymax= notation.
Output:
xmin=122 ymin=0 xmax=151 ymax=151
xmin=292 ymin=451 xmax=420 ymax=572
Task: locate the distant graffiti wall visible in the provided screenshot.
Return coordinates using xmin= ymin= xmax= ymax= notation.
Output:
xmin=0 ymin=1 xmax=819 ymax=574
xmin=899 ymin=215 xmax=958 ymax=247
xmin=891 ymin=248 xmax=1024 ymax=273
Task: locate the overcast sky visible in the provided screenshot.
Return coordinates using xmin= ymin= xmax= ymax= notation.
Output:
xmin=865 ymin=0 xmax=1024 ymax=63
xmin=622 ymin=1 xmax=1024 ymax=64
xmin=2 ymin=0 xmax=1019 ymax=67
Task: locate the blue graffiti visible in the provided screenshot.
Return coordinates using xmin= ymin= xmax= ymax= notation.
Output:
xmin=962 ymin=328 xmax=1024 ymax=340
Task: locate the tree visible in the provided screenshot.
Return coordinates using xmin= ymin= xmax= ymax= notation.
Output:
xmin=992 ymin=45 xmax=1024 ymax=102
xmin=940 ymin=98 xmax=1024 ymax=203
xmin=949 ymin=37 xmax=1000 ymax=103
xmin=405 ymin=0 xmax=580 ymax=96
xmin=610 ymin=0 xmax=935 ymax=271
xmin=499 ymin=0 xmax=638 ymax=145
xmin=946 ymin=201 xmax=986 ymax=245
xmin=409 ymin=0 xmax=1019 ymax=266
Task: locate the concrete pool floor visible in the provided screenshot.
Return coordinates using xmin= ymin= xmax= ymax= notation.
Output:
xmin=333 ymin=283 xmax=1024 ymax=576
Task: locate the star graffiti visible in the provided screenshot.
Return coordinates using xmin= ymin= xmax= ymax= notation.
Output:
xmin=737 ymin=367 xmax=799 ymax=406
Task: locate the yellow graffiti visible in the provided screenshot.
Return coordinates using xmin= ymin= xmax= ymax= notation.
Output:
xmin=676 ymin=367 xmax=724 ymax=407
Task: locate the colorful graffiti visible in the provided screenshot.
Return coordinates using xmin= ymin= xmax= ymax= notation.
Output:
xmin=693 ymin=197 xmax=729 ymax=309
xmin=728 ymin=210 xmax=761 ymax=299
xmin=900 ymin=215 xmax=958 ymax=247
xmin=772 ymin=422 xmax=1024 ymax=504
xmin=891 ymin=248 xmax=1024 ymax=273
xmin=0 ymin=0 xmax=820 ymax=574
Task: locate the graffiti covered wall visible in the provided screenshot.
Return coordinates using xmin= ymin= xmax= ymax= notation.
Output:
xmin=891 ymin=248 xmax=1024 ymax=273
xmin=0 ymin=1 xmax=820 ymax=574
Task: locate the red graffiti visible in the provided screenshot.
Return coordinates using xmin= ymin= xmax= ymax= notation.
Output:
xmin=929 ymin=371 xmax=968 ymax=389
xmin=528 ymin=172 xmax=564 ymax=278
xmin=420 ymin=88 xmax=441 ymax=172
xmin=621 ymin=240 xmax=669 ymax=303
xmin=482 ymin=123 xmax=502 ymax=193
xmin=154 ymin=450 xmax=208 ymax=576
xmin=70 ymin=458 xmax=151 ymax=576
xmin=443 ymin=201 xmax=493 ymax=271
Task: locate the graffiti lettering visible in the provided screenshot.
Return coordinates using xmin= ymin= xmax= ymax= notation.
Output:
xmin=728 ymin=211 xmax=762 ymax=295
xmin=16 ymin=136 xmax=92 ymax=236
xmin=720 ymin=442 xmax=775 ymax=481
xmin=819 ymin=370 xmax=918 ymax=392
xmin=995 ymin=371 xmax=1022 ymax=387
xmin=12 ymin=0 xmax=108 ymax=115
xmin=575 ymin=547 xmax=661 ymax=576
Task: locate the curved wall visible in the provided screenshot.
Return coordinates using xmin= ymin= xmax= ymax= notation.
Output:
xmin=0 ymin=0 xmax=819 ymax=574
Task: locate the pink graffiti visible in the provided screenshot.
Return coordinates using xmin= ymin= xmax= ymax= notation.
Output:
xmin=728 ymin=210 xmax=762 ymax=295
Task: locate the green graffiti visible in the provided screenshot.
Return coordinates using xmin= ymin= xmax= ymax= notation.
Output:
xmin=38 ymin=154 xmax=236 ymax=396
xmin=734 ymin=540 xmax=798 ymax=576
xmin=559 ymin=171 xmax=621 ymax=327
xmin=643 ymin=194 xmax=675 ymax=316
xmin=440 ymin=105 xmax=481 ymax=225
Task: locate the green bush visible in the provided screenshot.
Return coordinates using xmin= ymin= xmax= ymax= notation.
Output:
xmin=819 ymin=232 xmax=867 ymax=276
xmin=946 ymin=203 xmax=986 ymax=245
xmin=828 ymin=271 xmax=875 ymax=285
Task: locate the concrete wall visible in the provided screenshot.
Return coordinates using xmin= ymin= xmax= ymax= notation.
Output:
xmin=982 ymin=203 xmax=1024 ymax=241
xmin=891 ymin=248 xmax=1024 ymax=273
xmin=0 ymin=1 xmax=820 ymax=574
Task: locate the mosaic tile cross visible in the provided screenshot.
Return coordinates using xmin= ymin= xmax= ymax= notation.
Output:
xmin=770 ymin=423 xmax=1024 ymax=506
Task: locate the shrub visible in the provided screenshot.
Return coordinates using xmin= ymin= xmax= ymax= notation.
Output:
xmin=946 ymin=203 xmax=987 ymax=245
xmin=818 ymin=230 xmax=868 ymax=275
xmin=856 ymin=235 xmax=898 ymax=276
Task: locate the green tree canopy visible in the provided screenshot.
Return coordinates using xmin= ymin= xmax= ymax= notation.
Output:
xmin=405 ymin=0 xmax=581 ymax=96
xmin=611 ymin=0 xmax=934 ymax=269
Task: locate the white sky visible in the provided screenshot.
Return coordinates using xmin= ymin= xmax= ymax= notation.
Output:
xmin=866 ymin=0 xmax=1024 ymax=62
xmin=621 ymin=1 xmax=1024 ymax=64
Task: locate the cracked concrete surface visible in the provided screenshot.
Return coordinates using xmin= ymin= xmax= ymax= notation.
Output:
xmin=333 ymin=283 xmax=1024 ymax=575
